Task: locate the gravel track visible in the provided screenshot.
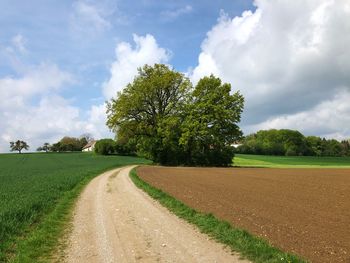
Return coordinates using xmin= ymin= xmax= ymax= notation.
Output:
xmin=63 ymin=166 xmax=247 ymax=263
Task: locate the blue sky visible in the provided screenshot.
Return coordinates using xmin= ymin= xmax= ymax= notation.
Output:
xmin=1 ymin=0 xmax=350 ymax=152
xmin=0 ymin=0 xmax=253 ymax=110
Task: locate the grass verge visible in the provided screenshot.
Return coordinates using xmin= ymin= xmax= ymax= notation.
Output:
xmin=130 ymin=168 xmax=306 ymax=263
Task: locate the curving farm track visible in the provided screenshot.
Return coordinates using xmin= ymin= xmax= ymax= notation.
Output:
xmin=63 ymin=166 xmax=248 ymax=263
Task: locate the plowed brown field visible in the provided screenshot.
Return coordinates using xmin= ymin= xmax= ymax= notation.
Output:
xmin=137 ymin=166 xmax=350 ymax=263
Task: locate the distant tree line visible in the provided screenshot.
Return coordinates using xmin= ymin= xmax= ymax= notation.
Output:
xmin=36 ymin=134 xmax=94 ymax=152
xmin=50 ymin=136 xmax=88 ymax=152
xmin=106 ymin=64 xmax=244 ymax=166
xmin=237 ymin=129 xmax=350 ymax=157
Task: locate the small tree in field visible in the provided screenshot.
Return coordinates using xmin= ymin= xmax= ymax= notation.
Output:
xmin=10 ymin=140 xmax=29 ymax=154
xmin=42 ymin=142 xmax=50 ymax=152
xmin=37 ymin=142 xmax=50 ymax=152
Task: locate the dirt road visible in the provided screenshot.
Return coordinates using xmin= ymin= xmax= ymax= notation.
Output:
xmin=63 ymin=166 xmax=247 ymax=263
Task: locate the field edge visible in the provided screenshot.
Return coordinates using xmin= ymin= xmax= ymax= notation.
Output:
xmin=130 ymin=167 xmax=306 ymax=263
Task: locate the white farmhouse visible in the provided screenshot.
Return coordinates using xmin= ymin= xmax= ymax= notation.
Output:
xmin=82 ymin=140 xmax=96 ymax=152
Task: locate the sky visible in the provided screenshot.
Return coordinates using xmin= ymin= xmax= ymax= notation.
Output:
xmin=1 ymin=0 xmax=350 ymax=152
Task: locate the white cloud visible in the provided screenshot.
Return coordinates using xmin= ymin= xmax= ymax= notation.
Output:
xmin=1 ymin=96 xmax=109 ymax=153
xmin=70 ymin=0 xmax=113 ymax=35
xmin=161 ymin=5 xmax=193 ymax=21
xmin=0 ymin=60 xmax=113 ymax=152
xmin=246 ymin=89 xmax=350 ymax=139
xmin=84 ymin=103 xmax=113 ymax=139
xmin=191 ymin=0 xmax=350 ymax=139
xmin=0 ymin=94 xmax=112 ymax=153
xmin=0 ymin=63 xmax=73 ymax=106
xmin=103 ymin=34 xmax=170 ymax=99
xmin=0 ymin=63 xmax=79 ymax=152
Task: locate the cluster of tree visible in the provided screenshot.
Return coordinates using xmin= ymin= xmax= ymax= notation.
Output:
xmin=10 ymin=140 xmax=29 ymax=153
xmin=50 ymin=136 xmax=87 ymax=152
xmin=106 ymin=64 xmax=244 ymax=166
xmin=237 ymin=129 xmax=350 ymax=157
xmin=36 ymin=134 xmax=94 ymax=152
xmin=94 ymin=138 xmax=137 ymax=156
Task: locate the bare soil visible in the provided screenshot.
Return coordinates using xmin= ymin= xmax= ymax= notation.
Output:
xmin=137 ymin=166 xmax=350 ymax=263
xmin=63 ymin=166 xmax=248 ymax=263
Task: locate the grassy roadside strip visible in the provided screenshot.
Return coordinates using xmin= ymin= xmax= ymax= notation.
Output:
xmin=10 ymin=166 xmax=121 ymax=263
xmin=130 ymin=168 xmax=306 ymax=263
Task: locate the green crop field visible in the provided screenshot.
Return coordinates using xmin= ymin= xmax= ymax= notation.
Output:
xmin=0 ymin=152 xmax=150 ymax=262
xmin=234 ymin=154 xmax=350 ymax=168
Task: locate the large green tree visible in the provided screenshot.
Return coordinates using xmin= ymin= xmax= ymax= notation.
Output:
xmin=107 ymin=64 xmax=244 ymax=166
xmin=107 ymin=64 xmax=191 ymax=164
xmin=179 ymin=75 xmax=244 ymax=166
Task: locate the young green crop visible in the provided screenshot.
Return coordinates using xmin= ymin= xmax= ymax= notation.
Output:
xmin=234 ymin=154 xmax=350 ymax=168
xmin=0 ymin=152 xmax=150 ymax=262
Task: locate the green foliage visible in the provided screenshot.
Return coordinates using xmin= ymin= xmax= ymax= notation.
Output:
xmin=180 ymin=75 xmax=244 ymax=166
xmin=9 ymin=140 xmax=29 ymax=154
xmin=0 ymin=153 xmax=150 ymax=262
xmin=130 ymin=168 xmax=305 ymax=263
xmin=107 ymin=64 xmax=190 ymax=164
xmin=107 ymin=64 xmax=244 ymax=166
xmin=114 ymin=139 xmax=137 ymax=156
xmin=50 ymin=136 xmax=87 ymax=152
xmin=94 ymin=139 xmax=117 ymax=155
xmin=234 ymin=154 xmax=350 ymax=168
xmin=237 ymin=129 xmax=350 ymax=157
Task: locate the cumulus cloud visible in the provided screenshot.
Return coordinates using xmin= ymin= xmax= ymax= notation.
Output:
xmin=191 ymin=0 xmax=350 ymax=139
xmin=161 ymin=5 xmax=193 ymax=21
xmin=246 ymin=89 xmax=350 ymax=139
xmin=103 ymin=34 xmax=170 ymax=99
xmin=0 ymin=59 xmax=114 ymax=152
xmin=84 ymin=103 xmax=112 ymax=139
xmin=0 ymin=63 xmax=72 ymax=105
xmin=0 ymin=95 xmax=81 ymax=151
xmin=0 ymin=63 xmax=79 ymax=151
